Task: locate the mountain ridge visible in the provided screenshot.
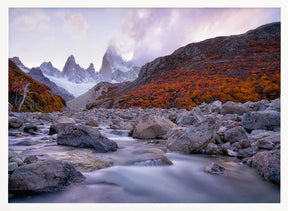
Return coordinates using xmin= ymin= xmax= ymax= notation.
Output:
xmin=73 ymin=22 xmax=280 ymax=110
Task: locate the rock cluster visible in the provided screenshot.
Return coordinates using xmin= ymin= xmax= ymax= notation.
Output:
xmin=8 ymin=98 xmax=280 ymax=193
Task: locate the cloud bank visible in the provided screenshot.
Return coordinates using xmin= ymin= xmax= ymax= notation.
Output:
xmin=57 ymin=10 xmax=88 ymax=39
xmin=111 ymin=8 xmax=280 ymax=65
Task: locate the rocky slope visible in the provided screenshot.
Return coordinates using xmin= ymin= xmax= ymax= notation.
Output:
xmin=9 ymin=60 xmax=66 ymax=112
xmin=80 ymin=22 xmax=280 ymax=110
xmin=10 ymin=57 xmax=30 ymax=73
xmin=10 ymin=57 xmax=74 ymax=101
xmin=28 ymin=67 xmax=74 ymax=101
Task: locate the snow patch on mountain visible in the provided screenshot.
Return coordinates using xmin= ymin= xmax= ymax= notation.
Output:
xmin=43 ymin=73 xmax=98 ymax=97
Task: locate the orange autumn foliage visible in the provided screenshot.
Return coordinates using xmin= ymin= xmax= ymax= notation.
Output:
xmin=9 ymin=60 xmax=66 ymax=112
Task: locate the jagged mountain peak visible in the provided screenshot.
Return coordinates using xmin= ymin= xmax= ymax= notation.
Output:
xmin=9 ymin=57 xmax=30 ymax=73
xmin=67 ymin=54 xmax=76 ymax=62
xmin=87 ymin=63 xmax=95 ymax=70
xmin=99 ymin=46 xmax=140 ymax=82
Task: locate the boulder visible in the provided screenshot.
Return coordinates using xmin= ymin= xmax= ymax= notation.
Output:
xmin=9 ymin=117 xmax=23 ymax=129
xmin=265 ymin=98 xmax=280 ymax=112
xmin=9 ymin=160 xmax=85 ymax=193
xmin=167 ymin=117 xmax=217 ymax=153
xmin=249 ymin=130 xmax=280 ymax=145
xmin=207 ymin=100 xmax=222 ymax=113
xmin=24 ymin=155 xmax=38 ymax=164
xmin=246 ymin=99 xmax=270 ymax=111
xmin=239 ymin=139 xmax=251 ymax=149
xmin=204 ymin=143 xmax=222 ymax=155
xmin=221 ymin=142 xmax=232 ymax=154
xmin=251 ymin=150 xmax=280 ymax=184
xmin=237 ymin=146 xmax=259 ymax=158
xmin=176 ymin=107 xmax=204 ymax=126
xmin=223 ymin=126 xmax=249 ymax=144
xmin=58 ymin=150 xmax=114 ymax=172
xmin=57 ymin=116 xmax=76 ymax=124
xmin=205 ymin=162 xmax=225 ymax=175
xmin=256 ymin=139 xmax=274 ymax=150
xmin=133 ymin=154 xmax=173 ymax=166
xmin=131 ymin=115 xmax=176 ymax=139
xmin=57 ymin=124 xmax=118 ymax=152
xmin=49 ymin=124 xmax=59 ymax=135
xmin=8 ymin=162 xmax=18 ymax=173
xmin=242 ymin=111 xmax=280 ymax=131
xmin=49 ymin=123 xmax=73 ymax=135
xmin=24 ymin=124 xmax=38 ymax=133
xmin=85 ymin=119 xmax=99 ymax=127
xmin=221 ymin=101 xmax=251 ymax=115
xmin=9 ymin=157 xmax=24 ymax=166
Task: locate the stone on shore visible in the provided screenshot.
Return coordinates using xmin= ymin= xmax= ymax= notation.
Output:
xmin=221 ymin=101 xmax=251 ymax=115
xmin=250 ymin=149 xmax=280 ymax=184
xmin=223 ymin=126 xmax=249 ymax=144
xmin=242 ymin=111 xmax=280 ymax=131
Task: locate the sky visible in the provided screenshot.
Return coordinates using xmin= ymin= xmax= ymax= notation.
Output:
xmin=9 ymin=8 xmax=280 ymax=72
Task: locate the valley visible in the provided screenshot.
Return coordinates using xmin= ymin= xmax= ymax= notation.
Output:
xmin=8 ymin=21 xmax=281 ymax=204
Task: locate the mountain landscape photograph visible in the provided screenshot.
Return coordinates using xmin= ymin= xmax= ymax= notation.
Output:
xmin=6 ymin=6 xmax=284 ymax=207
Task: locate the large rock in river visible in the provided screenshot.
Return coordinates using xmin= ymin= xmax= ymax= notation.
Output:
xmin=167 ymin=117 xmax=217 ymax=153
xmin=250 ymin=149 xmax=280 ymax=184
xmin=9 ymin=160 xmax=85 ymax=193
xmin=242 ymin=111 xmax=280 ymax=131
xmin=57 ymin=124 xmax=118 ymax=152
xmin=131 ymin=114 xmax=176 ymax=139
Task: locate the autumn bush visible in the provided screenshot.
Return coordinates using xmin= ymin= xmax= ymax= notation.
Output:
xmin=9 ymin=60 xmax=66 ymax=112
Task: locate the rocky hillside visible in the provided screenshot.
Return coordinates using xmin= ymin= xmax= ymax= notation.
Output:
xmin=28 ymin=67 xmax=74 ymax=101
xmin=82 ymin=22 xmax=280 ymax=110
xmin=9 ymin=60 xmax=66 ymax=112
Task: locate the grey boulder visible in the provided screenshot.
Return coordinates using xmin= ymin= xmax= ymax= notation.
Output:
xmin=167 ymin=117 xmax=217 ymax=153
xmin=242 ymin=111 xmax=280 ymax=131
xmin=221 ymin=101 xmax=251 ymax=115
xmin=176 ymin=107 xmax=204 ymax=126
xmin=57 ymin=124 xmax=118 ymax=152
xmin=131 ymin=114 xmax=176 ymax=139
xmin=251 ymin=149 xmax=280 ymax=184
xmin=223 ymin=126 xmax=249 ymax=144
xmin=9 ymin=160 xmax=85 ymax=193
xmin=9 ymin=117 xmax=23 ymax=129
xmin=205 ymin=162 xmax=225 ymax=175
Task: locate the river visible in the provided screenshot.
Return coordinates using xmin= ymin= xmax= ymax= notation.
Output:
xmin=9 ymin=127 xmax=280 ymax=203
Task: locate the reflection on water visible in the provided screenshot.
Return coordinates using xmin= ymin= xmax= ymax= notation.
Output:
xmin=9 ymin=129 xmax=280 ymax=203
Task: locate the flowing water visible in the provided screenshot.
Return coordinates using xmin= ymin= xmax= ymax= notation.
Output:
xmin=9 ymin=127 xmax=280 ymax=203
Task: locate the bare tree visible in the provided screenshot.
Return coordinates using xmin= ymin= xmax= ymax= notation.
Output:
xmin=17 ymin=82 xmax=30 ymax=112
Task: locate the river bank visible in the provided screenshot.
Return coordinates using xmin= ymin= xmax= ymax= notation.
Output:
xmin=8 ymin=99 xmax=280 ymax=202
